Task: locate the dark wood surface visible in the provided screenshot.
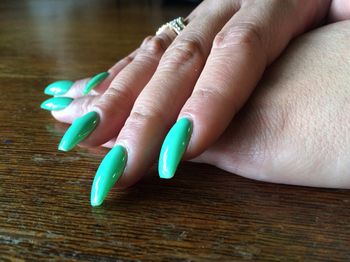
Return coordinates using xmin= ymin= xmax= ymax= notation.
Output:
xmin=1 ymin=1 xmax=350 ymax=261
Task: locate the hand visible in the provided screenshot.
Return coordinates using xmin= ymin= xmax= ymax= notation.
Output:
xmin=41 ymin=0 xmax=348 ymax=205
xmin=194 ymin=20 xmax=350 ymax=188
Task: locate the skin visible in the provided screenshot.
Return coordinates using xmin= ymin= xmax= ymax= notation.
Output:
xmin=194 ymin=20 xmax=350 ymax=188
xmin=51 ymin=0 xmax=350 ymax=188
xmin=328 ymin=0 xmax=350 ymax=22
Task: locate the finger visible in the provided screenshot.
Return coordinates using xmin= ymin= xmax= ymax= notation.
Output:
xmin=194 ymin=20 xmax=350 ymax=188
xmin=50 ymin=41 xmax=154 ymax=122
xmin=83 ymin=49 xmax=139 ymax=95
xmin=79 ymin=138 xmax=116 ymax=149
xmin=328 ymin=0 xmax=350 ymax=22
xmin=55 ymin=49 xmax=138 ymax=99
xmin=108 ymin=3 xmax=238 ymax=188
xmin=51 ymin=95 xmax=97 ymax=123
xmin=85 ymin=36 xmax=169 ymax=96
xmin=176 ymin=0 xmax=333 ymax=161
xmin=57 ymin=32 xmax=174 ymax=151
xmin=101 ymin=139 xmax=115 ymax=149
xmin=49 ymin=119 xmax=116 ymax=148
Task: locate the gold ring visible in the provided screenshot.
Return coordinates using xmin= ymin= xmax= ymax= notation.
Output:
xmin=156 ymin=17 xmax=186 ymax=36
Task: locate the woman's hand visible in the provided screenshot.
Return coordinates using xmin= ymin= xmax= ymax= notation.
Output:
xmin=194 ymin=20 xmax=350 ymax=188
xmin=41 ymin=0 xmax=349 ymax=205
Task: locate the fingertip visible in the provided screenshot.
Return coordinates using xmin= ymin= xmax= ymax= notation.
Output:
xmin=158 ymin=117 xmax=193 ymax=179
xmin=57 ymin=111 xmax=100 ymax=152
xmin=40 ymin=97 xmax=73 ymax=111
xmin=90 ymin=145 xmax=127 ymax=206
xmin=102 ymin=139 xmax=116 ymax=148
xmin=179 ymin=93 xmax=234 ymax=160
xmin=44 ymin=80 xmax=74 ymax=96
xmin=82 ymin=72 xmax=109 ymax=95
xmin=50 ymin=95 xmax=97 ymax=124
xmin=111 ymin=138 xmax=155 ymax=190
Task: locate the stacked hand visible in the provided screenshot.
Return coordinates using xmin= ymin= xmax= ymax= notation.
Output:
xmin=41 ymin=0 xmax=350 ymax=206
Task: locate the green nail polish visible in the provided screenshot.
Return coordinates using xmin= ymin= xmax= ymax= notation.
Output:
xmin=44 ymin=80 xmax=74 ymax=95
xmin=58 ymin=111 xmax=99 ymax=152
xmin=40 ymin=97 xmax=73 ymax=111
xmin=82 ymin=72 xmax=109 ymax=95
xmin=158 ymin=117 xmax=193 ymax=179
xmin=90 ymin=145 xmax=127 ymax=207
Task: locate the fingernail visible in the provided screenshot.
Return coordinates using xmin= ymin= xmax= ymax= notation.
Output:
xmin=90 ymin=145 xmax=127 ymax=207
xmin=82 ymin=72 xmax=109 ymax=95
xmin=44 ymin=80 xmax=74 ymax=95
xmin=40 ymin=97 xmax=73 ymax=111
xmin=158 ymin=117 xmax=193 ymax=179
xmin=58 ymin=111 xmax=99 ymax=152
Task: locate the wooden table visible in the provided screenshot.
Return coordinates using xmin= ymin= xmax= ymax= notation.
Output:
xmin=1 ymin=1 xmax=350 ymax=261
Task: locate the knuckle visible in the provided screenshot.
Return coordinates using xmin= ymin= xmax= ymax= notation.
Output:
xmin=161 ymin=38 xmax=204 ymax=69
xmin=108 ymin=87 xmax=134 ymax=105
xmin=193 ymin=87 xmax=227 ymax=100
xmin=192 ymin=87 xmax=234 ymax=111
xmin=213 ymin=23 xmax=264 ymax=51
xmin=80 ymin=97 xmax=95 ymax=115
xmin=95 ymin=87 xmax=134 ymax=113
xmin=128 ymin=104 xmax=166 ymax=127
xmin=123 ymin=55 xmax=134 ymax=64
xmin=141 ymin=35 xmax=153 ymax=46
xmin=140 ymin=36 xmax=167 ymax=58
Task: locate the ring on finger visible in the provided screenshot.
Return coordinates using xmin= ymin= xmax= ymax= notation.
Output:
xmin=156 ymin=17 xmax=187 ymax=36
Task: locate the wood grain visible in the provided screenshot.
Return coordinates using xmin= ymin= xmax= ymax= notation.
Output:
xmin=0 ymin=0 xmax=350 ymax=261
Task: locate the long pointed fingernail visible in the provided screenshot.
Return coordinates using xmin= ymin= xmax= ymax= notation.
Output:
xmin=82 ymin=72 xmax=109 ymax=95
xmin=90 ymin=145 xmax=127 ymax=207
xmin=58 ymin=111 xmax=99 ymax=152
xmin=40 ymin=97 xmax=73 ymax=111
xmin=44 ymin=80 xmax=74 ymax=95
xmin=158 ymin=117 xmax=193 ymax=179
